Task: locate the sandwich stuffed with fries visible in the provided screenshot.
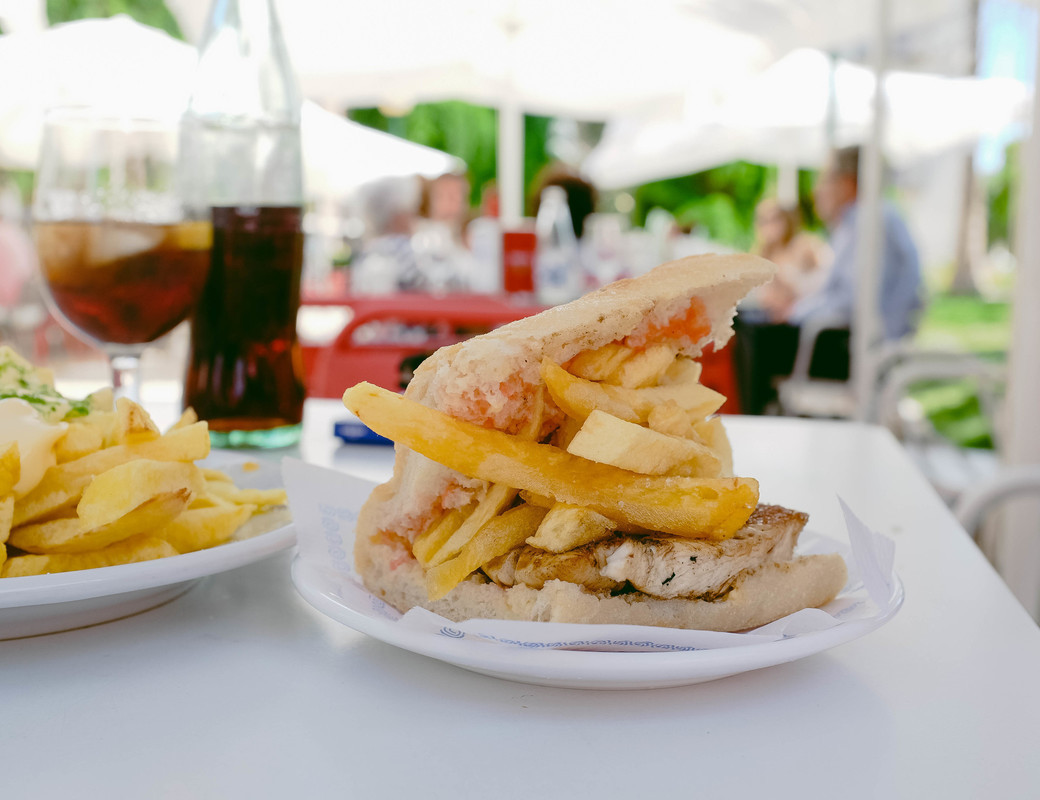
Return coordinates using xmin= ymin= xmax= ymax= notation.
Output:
xmin=343 ymin=254 xmax=847 ymax=631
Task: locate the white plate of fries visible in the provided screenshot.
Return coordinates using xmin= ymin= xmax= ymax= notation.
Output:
xmin=0 ymin=451 xmax=294 ymax=640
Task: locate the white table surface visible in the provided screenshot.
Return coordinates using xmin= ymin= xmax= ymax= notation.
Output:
xmin=4 ymin=399 xmax=1040 ymax=799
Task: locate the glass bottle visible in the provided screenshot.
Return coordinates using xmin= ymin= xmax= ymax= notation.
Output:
xmin=180 ymin=0 xmax=306 ymax=448
xmin=534 ymin=186 xmax=581 ymax=305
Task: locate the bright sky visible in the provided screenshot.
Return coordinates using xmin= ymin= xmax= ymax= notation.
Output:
xmin=977 ymin=0 xmax=1037 ymax=172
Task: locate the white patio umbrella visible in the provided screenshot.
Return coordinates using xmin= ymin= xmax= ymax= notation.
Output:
xmin=583 ymin=48 xmax=1032 ymax=189
xmin=0 ymin=15 xmax=462 ymax=197
xmin=163 ymin=0 xmax=973 ymax=223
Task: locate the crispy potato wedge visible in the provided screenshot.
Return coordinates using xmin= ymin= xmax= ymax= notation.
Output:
xmin=425 ymin=504 xmax=547 ymax=600
xmin=167 ymin=407 xmax=199 ymax=431
xmin=14 ymin=423 xmax=210 ymax=527
xmin=111 ymin=397 xmax=161 ymax=445
xmin=77 ymin=460 xmax=205 ymax=530
xmin=659 ymin=356 xmax=703 ymax=386
xmin=412 ymin=505 xmax=473 ymax=566
xmin=10 ymin=488 xmax=192 ymax=554
xmin=541 ymin=358 xmax=640 ymax=424
xmin=0 ymin=443 xmax=18 ymax=497
xmin=54 ymin=419 xmax=106 ymax=464
xmin=155 ymin=505 xmax=254 ymax=553
xmin=566 ymin=409 xmax=721 ymax=477
xmin=694 ymin=416 xmax=734 ymax=477
xmin=202 ymin=482 xmax=287 ymax=509
xmin=344 ymin=383 xmax=758 ymax=539
xmin=0 ymin=495 xmax=12 ymax=544
xmin=426 ymin=483 xmax=517 ymax=567
xmin=566 ymin=343 xmax=632 ymax=381
xmin=526 ymin=503 xmax=616 ymax=553
xmin=1 ymin=534 xmax=178 ymax=578
xmin=612 ymin=344 xmax=677 ymax=388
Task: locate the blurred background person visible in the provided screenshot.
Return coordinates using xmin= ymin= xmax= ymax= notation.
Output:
xmin=531 ymin=163 xmax=598 ymax=240
xmin=790 ymin=146 xmax=923 ymax=342
xmin=351 ymin=175 xmax=423 ymax=294
xmin=750 ymin=197 xmax=830 ymax=322
xmin=419 ymin=172 xmax=471 ymax=244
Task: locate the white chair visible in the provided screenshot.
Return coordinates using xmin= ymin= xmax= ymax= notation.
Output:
xmin=775 ymin=312 xmax=856 ymax=418
xmin=953 ymin=464 xmax=1040 ymax=540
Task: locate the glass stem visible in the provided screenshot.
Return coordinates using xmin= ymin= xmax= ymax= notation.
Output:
xmin=109 ymin=352 xmax=143 ymax=403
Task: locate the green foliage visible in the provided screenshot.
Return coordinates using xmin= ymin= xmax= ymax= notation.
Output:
xmin=349 ymin=102 xmax=551 ymax=209
xmin=46 ymin=0 xmax=184 ymax=39
xmin=630 ymin=163 xmax=820 ymax=250
xmin=914 ymin=293 xmax=1012 ymax=353
xmin=986 ymin=141 xmax=1018 ymax=248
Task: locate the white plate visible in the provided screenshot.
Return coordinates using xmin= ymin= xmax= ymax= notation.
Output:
xmin=291 ymin=536 xmax=904 ymax=691
xmin=0 ymin=452 xmax=294 ymax=639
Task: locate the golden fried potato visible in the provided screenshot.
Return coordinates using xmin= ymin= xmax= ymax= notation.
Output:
xmin=111 ymin=397 xmax=161 ymax=445
xmin=11 ymin=488 xmax=193 ymax=554
xmin=612 ymin=344 xmax=677 ymax=388
xmin=77 ymin=460 xmax=205 ymax=530
xmin=425 ymin=504 xmax=548 ymax=600
xmin=566 ymin=409 xmax=721 ymax=477
xmin=155 ymin=505 xmax=255 ymax=553
xmin=13 ymin=422 xmax=210 ymax=527
xmin=0 ymin=495 xmax=12 ymax=544
xmin=0 ymin=443 xmax=18 ymax=497
xmin=1 ymin=534 xmax=178 ymax=577
xmin=412 ymin=505 xmax=472 ymax=567
xmin=526 ymin=503 xmax=615 ymax=553
xmin=425 ymin=483 xmax=517 ymax=567
xmin=54 ymin=419 xmax=107 ymax=463
xmin=566 ymin=343 xmax=632 ymax=381
xmin=541 ymin=358 xmax=640 ymax=424
xmin=344 ymin=382 xmax=758 ymax=539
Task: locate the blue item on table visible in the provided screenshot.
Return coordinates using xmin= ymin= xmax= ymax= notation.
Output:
xmin=334 ymin=419 xmax=393 ymax=446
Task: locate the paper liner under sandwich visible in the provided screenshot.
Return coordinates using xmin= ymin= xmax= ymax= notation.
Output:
xmin=283 ymin=458 xmax=901 ymax=654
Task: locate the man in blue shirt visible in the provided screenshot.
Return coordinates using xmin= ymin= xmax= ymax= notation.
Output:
xmin=732 ymin=146 xmax=922 ymax=414
xmin=790 ymin=146 xmax=923 ymax=340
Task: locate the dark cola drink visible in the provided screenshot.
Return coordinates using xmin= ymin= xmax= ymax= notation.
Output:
xmin=184 ymin=205 xmax=305 ymax=447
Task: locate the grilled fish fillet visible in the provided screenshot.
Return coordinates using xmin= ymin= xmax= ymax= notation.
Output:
xmin=483 ymin=504 xmax=808 ymax=600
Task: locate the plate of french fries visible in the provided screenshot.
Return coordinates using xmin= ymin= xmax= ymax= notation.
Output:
xmin=0 ymin=352 xmax=293 ymax=639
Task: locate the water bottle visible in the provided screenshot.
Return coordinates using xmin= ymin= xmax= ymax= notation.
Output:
xmin=534 ymin=186 xmax=581 ymax=305
xmin=180 ymin=0 xmax=307 ymax=448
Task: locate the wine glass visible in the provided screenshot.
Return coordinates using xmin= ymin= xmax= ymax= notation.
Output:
xmin=31 ymin=108 xmax=211 ymax=401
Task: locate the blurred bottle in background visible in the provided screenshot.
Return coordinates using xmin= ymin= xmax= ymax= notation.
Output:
xmin=534 ymin=185 xmax=581 ymax=305
xmin=180 ymin=0 xmax=306 ymax=448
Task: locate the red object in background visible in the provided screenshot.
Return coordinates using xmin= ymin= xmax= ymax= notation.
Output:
xmin=698 ymin=341 xmax=741 ymax=414
xmin=502 ymin=230 xmax=536 ymax=294
xmin=302 ymin=293 xmax=545 ymax=398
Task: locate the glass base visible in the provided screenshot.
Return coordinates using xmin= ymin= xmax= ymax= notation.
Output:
xmin=208 ymin=423 xmax=302 ymax=449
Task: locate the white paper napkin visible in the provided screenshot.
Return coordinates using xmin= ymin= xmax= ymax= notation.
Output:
xmin=283 ymin=458 xmax=900 ymax=652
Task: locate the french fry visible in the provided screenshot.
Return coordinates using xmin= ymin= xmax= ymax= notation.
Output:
xmin=0 ymin=443 xmax=18 ymax=496
xmin=167 ymin=407 xmax=199 ymax=431
xmin=202 ymin=482 xmax=287 ymax=509
xmin=10 ymin=488 xmax=192 ymax=554
xmin=77 ymin=460 xmax=205 ymax=530
xmin=425 ymin=504 xmax=547 ymax=600
xmin=425 ymin=483 xmax=518 ymax=567
xmin=526 ymin=503 xmax=616 ymax=553
xmin=412 ymin=505 xmax=473 ymax=566
xmin=659 ymin=356 xmax=703 ymax=386
xmin=0 ymin=534 xmax=178 ymax=578
xmin=612 ymin=344 xmax=677 ymax=388
xmin=13 ymin=422 xmax=210 ymax=527
xmin=344 ymin=382 xmax=758 ymax=539
xmin=566 ymin=409 xmax=721 ymax=477
xmin=0 ymin=495 xmax=12 ymax=544
xmin=646 ymin=401 xmax=700 ymax=439
xmin=54 ymin=419 xmax=106 ymax=463
xmin=541 ymin=358 xmax=640 ymax=424
xmin=694 ymin=417 xmax=734 ymax=477
xmin=111 ymin=397 xmax=161 ymax=445
xmin=155 ymin=505 xmax=254 ymax=553
xmin=566 ymin=343 xmax=632 ymax=381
